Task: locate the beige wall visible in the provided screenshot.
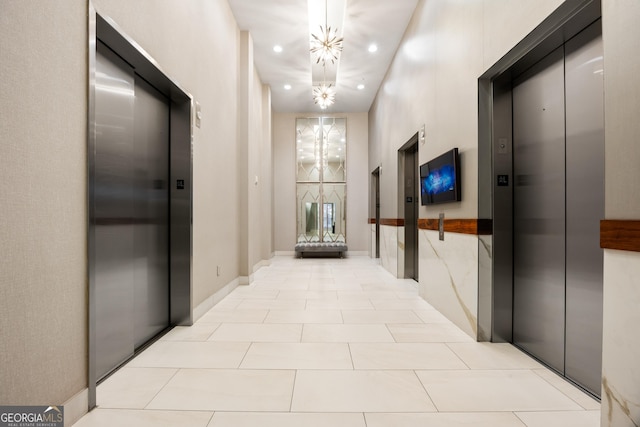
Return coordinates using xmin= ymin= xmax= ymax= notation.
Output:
xmin=601 ymin=0 xmax=640 ymax=425
xmin=273 ymin=112 xmax=369 ymax=253
xmin=248 ymin=65 xmax=273 ymax=273
xmin=0 ymin=0 xmax=271 ymax=411
xmin=0 ymin=0 xmax=88 ymax=406
xmin=370 ymin=0 xmax=565 ymax=221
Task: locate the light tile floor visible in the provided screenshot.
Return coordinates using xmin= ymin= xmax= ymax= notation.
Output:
xmin=73 ymin=256 xmax=600 ymax=427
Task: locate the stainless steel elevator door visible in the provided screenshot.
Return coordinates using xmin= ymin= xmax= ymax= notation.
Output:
xmin=512 ymin=21 xmax=604 ymax=397
xmin=564 ymin=23 xmax=604 ymax=396
xmin=95 ymin=43 xmax=136 ymax=379
xmin=132 ymin=76 xmax=170 ymax=348
xmin=513 ymin=46 xmax=566 ymax=373
xmin=95 ymin=42 xmax=170 ymax=380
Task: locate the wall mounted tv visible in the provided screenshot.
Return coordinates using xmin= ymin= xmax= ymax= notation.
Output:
xmin=420 ymin=147 xmax=461 ymax=205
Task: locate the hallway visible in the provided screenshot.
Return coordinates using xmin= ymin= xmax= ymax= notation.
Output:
xmin=73 ymin=256 xmax=599 ymax=427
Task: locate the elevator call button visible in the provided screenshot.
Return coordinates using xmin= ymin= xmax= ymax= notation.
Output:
xmin=177 ymin=179 xmax=185 ymax=190
xmin=497 ymin=175 xmax=509 ymax=187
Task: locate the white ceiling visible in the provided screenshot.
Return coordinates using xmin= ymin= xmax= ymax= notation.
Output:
xmin=227 ymin=0 xmax=419 ymax=113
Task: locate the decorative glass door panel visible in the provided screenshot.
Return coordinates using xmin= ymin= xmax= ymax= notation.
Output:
xmin=323 ymin=183 xmax=346 ymax=242
xmin=296 ymin=117 xmax=346 ymax=243
xmin=296 ymin=184 xmax=321 ymax=242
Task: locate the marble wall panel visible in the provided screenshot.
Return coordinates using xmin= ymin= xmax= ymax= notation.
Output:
xmin=477 ymin=235 xmax=492 ymax=342
xmin=419 ymin=230 xmax=478 ymax=339
xmin=601 ymin=250 xmax=640 ymax=426
xmin=397 ymin=226 xmax=405 ymax=279
xmin=380 ymin=225 xmax=398 ymax=278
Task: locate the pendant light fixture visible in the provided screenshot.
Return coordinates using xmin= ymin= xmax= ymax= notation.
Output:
xmin=312 ymin=82 xmax=336 ymax=109
xmin=310 ymin=0 xmax=344 ymax=66
xmin=310 ymin=0 xmax=343 ymax=108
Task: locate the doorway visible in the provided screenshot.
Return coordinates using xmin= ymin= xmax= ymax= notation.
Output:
xmin=399 ymin=135 xmax=419 ymax=281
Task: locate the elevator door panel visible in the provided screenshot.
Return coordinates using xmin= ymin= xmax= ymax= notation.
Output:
xmin=133 ymin=77 xmax=170 ymax=348
xmin=512 ymin=47 xmax=566 ymax=373
xmin=95 ymin=43 xmax=136 ymax=379
xmin=564 ymin=24 xmax=604 ymax=395
xmin=95 ymin=42 xmax=170 ymax=380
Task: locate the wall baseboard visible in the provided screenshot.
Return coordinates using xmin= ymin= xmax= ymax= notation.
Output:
xmin=252 ymin=259 xmax=271 ymax=273
xmin=346 ymin=251 xmax=369 ymax=256
xmin=193 ymin=278 xmax=242 ymax=322
xmin=63 ymin=388 xmax=88 ymax=427
xmin=274 ymin=251 xmax=295 ymax=256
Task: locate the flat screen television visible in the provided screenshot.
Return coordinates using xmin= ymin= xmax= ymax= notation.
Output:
xmin=420 ymin=148 xmax=461 ymax=205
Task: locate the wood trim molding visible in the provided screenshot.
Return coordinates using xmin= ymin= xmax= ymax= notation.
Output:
xmin=373 ymin=218 xmax=493 ymax=236
xmin=601 ymin=220 xmax=640 ymax=253
xmin=380 ymin=218 xmax=404 ymax=227
xmin=418 ymin=218 xmax=493 ymax=236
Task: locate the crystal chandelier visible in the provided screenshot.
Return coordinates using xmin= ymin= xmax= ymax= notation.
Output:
xmin=310 ymin=25 xmax=343 ymax=65
xmin=313 ymin=82 xmax=336 ymax=109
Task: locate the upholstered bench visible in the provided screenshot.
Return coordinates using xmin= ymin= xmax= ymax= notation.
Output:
xmin=294 ymin=242 xmax=348 ymax=258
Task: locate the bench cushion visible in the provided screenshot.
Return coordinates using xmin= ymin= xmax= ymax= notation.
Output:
xmin=295 ymin=242 xmax=348 ymax=252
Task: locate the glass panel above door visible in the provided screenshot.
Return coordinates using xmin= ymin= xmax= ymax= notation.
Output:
xmin=323 ymin=117 xmax=346 ymax=182
xmin=296 ymin=117 xmax=321 ymax=182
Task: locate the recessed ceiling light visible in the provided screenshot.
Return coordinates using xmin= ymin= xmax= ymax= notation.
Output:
xmin=368 ymin=44 xmax=378 ymax=53
xmin=273 ymin=45 xmax=283 ymax=53
xmin=341 ymin=138 xmax=346 ymax=142
xmin=357 ymin=83 xmax=365 ymax=90
xmin=284 ymin=84 xmax=292 ymax=90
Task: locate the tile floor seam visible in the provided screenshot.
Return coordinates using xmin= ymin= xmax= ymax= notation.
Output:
xmin=236 ymin=341 xmax=254 ymax=368
xmin=141 ymin=367 xmax=181 ymax=411
xmin=347 ymin=343 xmax=355 ymax=370
xmin=383 ymin=323 xmax=397 ymax=343
xmin=208 ymin=322 xmax=223 ymax=340
xmin=412 ymin=368 xmax=440 ymax=412
xmin=531 ymin=368 xmax=600 ymax=410
xmin=512 ymin=410 xmax=529 ymax=426
xmin=205 ymin=411 xmax=215 ymax=427
xmin=298 ymin=323 xmax=304 ymax=342
xmin=361 ymin=411 xmax=368 ymax=427
xmin=444 ymin=342 xmax=472 ymax=370
xmin=288 ymin=370 xmax=298 ymax=413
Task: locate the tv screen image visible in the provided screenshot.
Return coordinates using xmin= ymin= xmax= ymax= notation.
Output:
xmin=420 ymin=148 xmax=461 ymax=205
